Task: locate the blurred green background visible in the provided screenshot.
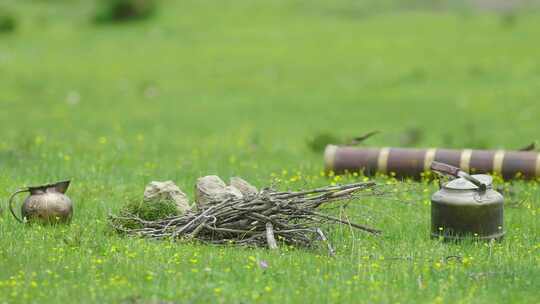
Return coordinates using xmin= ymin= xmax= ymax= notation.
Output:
xmin=0 ymin=1 xmax=539 ymax=303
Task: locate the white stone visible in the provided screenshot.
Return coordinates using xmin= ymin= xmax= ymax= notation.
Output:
xmin=143 ymin=181 xmax=191 ymax=214
xmin=195 ymin=175 xmax=243 ymax=205
xmin=230 ymin=176 xmax=258 ymax=197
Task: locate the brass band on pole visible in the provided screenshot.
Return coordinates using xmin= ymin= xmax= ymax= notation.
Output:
xmin=493 ymin=150 xmax=505 ymax=175
xmin=324 ymin=145 xmax=337 ymax=173
xmin=536 ymin=154 xmax=540 ymax=178
xmin=424 ymin=148 xmax=437 ymax=171
xmin=377 ymin=147 xmax=390 ymax=174
xmin=459 ymin=149 xmax=472 ymax=173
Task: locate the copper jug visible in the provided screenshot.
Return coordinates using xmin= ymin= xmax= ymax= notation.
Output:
xmin=8 ymin=180 xmax=73 ymax=224
xmin=430 ymin=162 xmax=504 ymax=241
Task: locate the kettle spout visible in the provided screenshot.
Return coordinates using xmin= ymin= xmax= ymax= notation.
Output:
xmin=54 ymin=180 xmax=71 ymax=193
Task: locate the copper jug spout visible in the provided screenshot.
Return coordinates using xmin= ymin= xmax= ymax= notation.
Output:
xmin=53 ymin=180 xmax=70 ymax=194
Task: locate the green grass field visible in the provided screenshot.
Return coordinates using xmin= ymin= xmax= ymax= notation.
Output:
xmin=1 ymin=1 xmax=539 ymax=303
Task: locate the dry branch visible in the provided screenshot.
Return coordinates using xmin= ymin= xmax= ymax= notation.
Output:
xmin=109 ymin=181 xmax=383 ymax=253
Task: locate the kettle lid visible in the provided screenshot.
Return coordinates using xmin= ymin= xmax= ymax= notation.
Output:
xmin=443 ymin=174 xmax=492 ymax=190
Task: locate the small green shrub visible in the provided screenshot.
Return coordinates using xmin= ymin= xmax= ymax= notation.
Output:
xmin=0 ymin=11 xmax=16 ymax=33
xmin=94 ymin=0 xmax=156 ymax=23
xmin=112 ymin=199 xmax=177 ymax=230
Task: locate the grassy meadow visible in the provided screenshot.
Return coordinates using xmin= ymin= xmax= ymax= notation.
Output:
xmin=0 ymin=1 xmax=539 ymax=303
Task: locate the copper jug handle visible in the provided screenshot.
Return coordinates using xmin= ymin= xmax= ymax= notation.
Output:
xmin=8 ymin=188 xmax=28 ymax=223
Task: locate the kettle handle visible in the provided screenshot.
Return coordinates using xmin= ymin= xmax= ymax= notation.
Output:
xmin=8 ymin=188 xmax=28 ymax=223
xmin=430 ymin=161 xmax=487 ymax=192
xmin=430 ymin=161 xmax=461 ymax=177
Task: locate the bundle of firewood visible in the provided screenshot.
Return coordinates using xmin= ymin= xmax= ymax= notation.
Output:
xmin=109 ymin=181 xmax=382 ymax=254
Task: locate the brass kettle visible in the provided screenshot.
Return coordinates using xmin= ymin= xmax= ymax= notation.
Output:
xmin=430 ymin=162 xmax=504 ymax=241
xmin=9 ymin=180 xmax=73 ymax=224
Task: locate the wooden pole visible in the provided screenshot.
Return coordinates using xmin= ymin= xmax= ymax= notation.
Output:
xmin=325 ymin=145 xmax=540 ymax=179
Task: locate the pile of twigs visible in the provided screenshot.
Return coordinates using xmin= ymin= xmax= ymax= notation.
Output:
xmin=109 ymin=181 xmax=382 ymax=254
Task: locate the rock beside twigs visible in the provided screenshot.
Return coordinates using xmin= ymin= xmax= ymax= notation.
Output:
xmin=230 ymin=177 xmax=258 ymax=197
xmin=143 ymin=181 xmax=191 ymax=214
xmin=195 ymin=175 xmax=243 ymax=206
